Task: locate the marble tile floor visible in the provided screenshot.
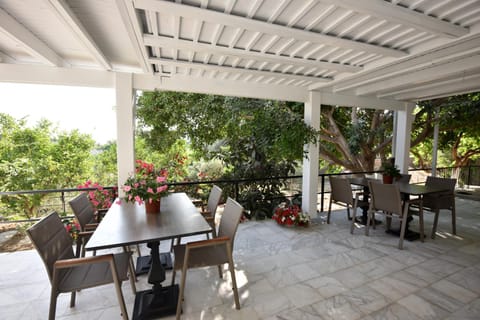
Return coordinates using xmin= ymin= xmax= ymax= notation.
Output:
xmin=1 ymin=197 xmax=479 ymax=319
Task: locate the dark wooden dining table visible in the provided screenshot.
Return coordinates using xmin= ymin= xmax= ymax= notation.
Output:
xmin=349 ymin=177 xmax=450 ymax=241
xmin=85 ymin=193 xmax=211 ymax=319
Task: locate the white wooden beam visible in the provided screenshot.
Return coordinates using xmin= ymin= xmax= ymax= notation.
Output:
xmin=0 ymin=63 xmax=114 ymax=87
xmin=116 ymin=0 xmax=152 ymax=73
xmin=302 ymin=91 xmax=321 ymax=215
xmin=310 ymin=33 xmax=480 ymax=91
xmin=115 ymin=72 xmax=135 ymax=195
xmin=383 ymin=73 xmax=480 ymax=101
xmin=319 ymin=92 xmax=405 ymax=109
xmin=46 ymin=0 xmax=112 ymax=70
xmin=133 ymin=73 xmax=309 ymax=102
xmin=143 ymin=35 xmax=362 ymax=73
xmin=315 ymin=0 xmax=468 ymax=38
xmin=135 ymin=0 xmax=406 ymax=58
xmin=148 ymin=57 xmax=331 ymax=84
xmin=0 ymin=8 xmax=64 ymax=67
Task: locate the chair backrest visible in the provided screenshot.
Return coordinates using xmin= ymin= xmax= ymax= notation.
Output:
xmin=394 ymin=174 xmax=411 ymax=184
xmin=217 ymin=197 xmax=244 ymax=247
xmin=424 ymin=176 xmax=456 ymax=209
xmin=206 ymin=185 xmax=223 ymax=217
xmin=329 ymin=177 xmax=353 ymax=205
xmin=69 ymin=193 xmax=95 ymax=230
xmin=26 ymin=211 xmax=75 ymax=283
xmin=368 ymin=181 xmax=403 ymax=215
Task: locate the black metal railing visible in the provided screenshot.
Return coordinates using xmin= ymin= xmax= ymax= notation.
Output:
xmin=1 ymin=165 xmax=478 ymax=223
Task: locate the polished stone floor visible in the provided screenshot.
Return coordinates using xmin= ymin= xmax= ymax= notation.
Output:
xmin=1 ymin=197 xmax=479 ymax=319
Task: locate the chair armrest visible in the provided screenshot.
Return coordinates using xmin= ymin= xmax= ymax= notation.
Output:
xmin=54 ymin=253 xmax=114 ymax=269
xmin=78 ymin=231 xmax=94 ymax=238
xmin=85 ymin=223 xmax=98 ymax=231
xmin=201 ymin=209 xmax=212 ymax=216
xmin=186 ymin=236 xmax=230 ymax=249
xmin=204 ymin=216 xmax=214 ymax=223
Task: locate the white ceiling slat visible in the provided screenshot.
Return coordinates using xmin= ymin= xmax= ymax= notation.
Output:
xmin=304 ymin=4 xmax=336 ymax=30
xmin=287 ymin=0 xmax=317 ymax=27
xmin=261 ymin=35 xmax=280 ymax=53
xmin=0 ymin=8 xmax=64 ymax=67
xmin=424 ymin=0 xmax=452 ymax=15
xmin=47 ymin=0 xmax=111 ymax=70
xmin=392 ymin=31 xmax=426 ymax=49
xmin=337 ymin=14 xmax=371 ymax=37
xmin=192 ymin=20 xmax=203 ymax=43
xmin=268 ymin=0 xmax=291 ymax=23
xmin=135 ymin=0 xmax=406 ymax=58
xmin=229 ymin=28 xmax=244 ymax=48
xmin=316 ymin=0 xmax=468 ymax=38
xmin=247 ymin=0 xmax=263 ymax=18
xmin=380 ymin=28 xmax=415 ymax=46
xmin=451 ymin=7 xmax=480 ymax=24
xmin=437 ymin=0 xmax=478 ymax=19
xmin=322 ymin=10 xmax=355 ymax=35
xmin=369 ymin=24 xmax=401 ymax=43
xmin=147 ymin=11 xmax=161 ymax=57
xmin=355 ymin=55 xmax=480 ymax=96
xmin=352 ymin=20 xmax=387 ymax=41
xmin=148 ymin=57 xmax=330 ymax=84
xmin=116 ymin=0 xmax=152 ymax=73
xmin=143 ymin=35 xmax=361 ymax=73
xmin=409 ymin=0 xmax=427 ymax=10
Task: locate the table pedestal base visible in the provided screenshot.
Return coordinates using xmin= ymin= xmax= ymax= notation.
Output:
xmin=136 ymin=253 xmax=173 ymax=276
xmin=133 ymin=284 xmax=179 ymax=320
xmin=385 ymin=229 xmax=420 ymax=241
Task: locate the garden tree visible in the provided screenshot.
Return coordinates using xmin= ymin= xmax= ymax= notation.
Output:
xmin=91 ymin=141 xmax=118 ymax=186
xmin=317 ymin=106 xmax=394 ymax=172
xmin=0 ymin=114 xmax=95 ymax=218
xmin=411 ymin=92 xmax=480 ymax=178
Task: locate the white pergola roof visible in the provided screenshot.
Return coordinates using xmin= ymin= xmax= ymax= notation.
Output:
xmin=1 ymin=0 xmax=480 ymax=107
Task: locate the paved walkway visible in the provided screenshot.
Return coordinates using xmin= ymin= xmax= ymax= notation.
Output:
xmin=1 ymin=197 xmax=479 ymax=319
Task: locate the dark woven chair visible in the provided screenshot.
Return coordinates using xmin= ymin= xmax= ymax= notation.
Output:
xmin=27 ymin=211 xmax=136 ymax=320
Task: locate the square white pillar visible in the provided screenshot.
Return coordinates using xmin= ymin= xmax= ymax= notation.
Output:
xmin=394 ymin=103 xmax=415 ymax=173
xmin=302 ymin=91 xmax=321 ymax=215
xmin=115 ymin=73 xmax=135 ymax=195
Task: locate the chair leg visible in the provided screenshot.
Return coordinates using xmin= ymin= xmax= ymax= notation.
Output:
xmin=176 ymin=266 xmax=188 ymax=320
xmin=136 ymin=244 xmax=142 ymax=256
xmin=350 ymin=200 xmax=358 ymax=234
xmin=398 ymin=207 xmax=409 ymax=250
xmin=70 ymin=291 xmax=76 ymax=307
xmin=431 ymin=209 xmax=440 ymax=239
xmin=109 ymin=260 xmax=128 ymax=320
xmin=217 ymin=265 xmax=223 ymax=278
xmin=418 ymin=205 xmax=424 ymax=243
xmin=346 ymin=206 xmax=351 ymax=220
xmin=227 ymin=245 xmax=240 ymax=310
xmin=327 ymin=198 xmax=332 ymax=224
xmin=365 ymin=209 xmax=372 ymax=236
xmin=48 ymin=289 xmax=58 ymax=320
xmin=124 ymin=246 xmax=137 ymax=292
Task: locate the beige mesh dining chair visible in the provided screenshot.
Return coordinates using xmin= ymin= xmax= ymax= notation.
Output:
xmin=172 ymin=185 xmax=223 ymax=247
xmin=27 ymin=211 xmax=136 ymax=320
xmin=422 ymin=176 xmax=457 ymax=239
xmin=68 ymin=193 xmax=101 ymax=257
xmin=366 ymin=181 xmax=422 ymax=249
xmin=171 ymin=197 xmax=243 ymax=319
xmin=327 ymin=177 xmax=368 ymax=229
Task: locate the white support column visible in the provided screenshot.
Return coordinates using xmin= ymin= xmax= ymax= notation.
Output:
xmin=302 ymin=91 xmax=321 ymax=215
xmin=115 ymin=73 xmax=135 ymax=196
xmin=431 ymin=107 xmax=440 ymax=176
xmin=394 ymin=102 xmax=415 ymax=174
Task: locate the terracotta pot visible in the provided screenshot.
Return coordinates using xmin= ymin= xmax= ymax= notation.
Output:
xmin=145 ymin=199 xmax=161 ymax=214
xmin=382 ymin=174 xmax=394 ymax=184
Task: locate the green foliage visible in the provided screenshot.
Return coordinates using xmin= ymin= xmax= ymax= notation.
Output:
xmin=0 ymin=114 xmax=95 ymax=218
xmin=135 ymin=91 xmax=319 ymax=217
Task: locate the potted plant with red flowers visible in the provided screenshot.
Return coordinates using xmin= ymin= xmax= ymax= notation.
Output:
xmin=122 ymin=160 xmax=169 ymax=213
xmin=272 ymin=203 xmax=310 ymax=227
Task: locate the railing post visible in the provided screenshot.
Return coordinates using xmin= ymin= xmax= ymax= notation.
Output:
xmin=320 ymin=174 xmax=325 ymax=212
xmin=61 ymin=191 xmax=66 ymax=213
xmin=234 ymin=182 xmax=239 ymax=201
xmin=468 ymin=165 xmax=472 ymax=186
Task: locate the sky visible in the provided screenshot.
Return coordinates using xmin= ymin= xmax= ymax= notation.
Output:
xmin=0 ymin=83 xmax=117 ymax=144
